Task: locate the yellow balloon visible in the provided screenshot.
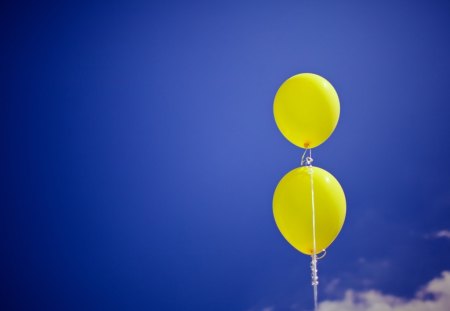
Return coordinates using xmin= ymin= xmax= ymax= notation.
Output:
xmin=273 ymin=166 xmax=346 ymax=255
xmin=273 ymin=73 xmax=340 ymax=149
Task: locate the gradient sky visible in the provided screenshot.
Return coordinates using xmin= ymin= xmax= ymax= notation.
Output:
xmin=2 ymin=1 xmax=450 ymax=310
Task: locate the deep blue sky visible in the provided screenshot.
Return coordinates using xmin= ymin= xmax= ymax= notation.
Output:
xmin=2 ymin=1 xmax=450 ymax=310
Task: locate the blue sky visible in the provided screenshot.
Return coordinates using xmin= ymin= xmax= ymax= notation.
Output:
xmin=2 ymin=1 xmax=450 ymax=310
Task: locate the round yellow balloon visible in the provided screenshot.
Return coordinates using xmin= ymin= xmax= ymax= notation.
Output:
xmin=273 ymin=166 xmax=346 ymax=255
xmin=273 ymin=73 xmax=340 ymax=149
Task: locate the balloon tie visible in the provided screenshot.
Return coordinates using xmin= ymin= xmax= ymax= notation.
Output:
xmin=301 ymin=148 xmax=314 ymax=167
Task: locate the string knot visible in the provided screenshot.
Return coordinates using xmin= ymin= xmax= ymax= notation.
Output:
xmin=301 ymin=149 xmax=314 ymax=167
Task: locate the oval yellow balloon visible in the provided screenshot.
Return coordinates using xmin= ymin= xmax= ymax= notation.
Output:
xmin=273 ymin=73 xmax=340 ymax=149
xmin=273 ymin=166 xmax=346 ymax=255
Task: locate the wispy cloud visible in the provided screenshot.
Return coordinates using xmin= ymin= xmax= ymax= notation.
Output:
xmin=324 ymin=278 xmax=341 ymax=295
xmin=245 ymin=306 xmax=274 ymax=311
xmin=318 ymin=271 xmax=450 ymax=311
xmin=425 ymin=230 xmax=450 ymax=240
xmin=434 ymin=230 xmax=450 ymax=239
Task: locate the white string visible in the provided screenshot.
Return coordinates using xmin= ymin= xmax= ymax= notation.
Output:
xmin=302 ymin=149 xmax=320 ymax=311
xmin=308 ymin=149 xmax=318 ymax=311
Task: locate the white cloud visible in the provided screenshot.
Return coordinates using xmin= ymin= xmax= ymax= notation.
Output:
xmin=318 ymin=271 xmax=450 ymax=311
